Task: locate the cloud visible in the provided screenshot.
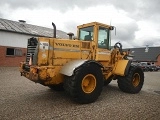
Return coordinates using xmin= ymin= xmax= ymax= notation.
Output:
xmin=127 ymin=0 xmax=160 ymax=21
xmin=141 ymin=37 xmax=160 ymax=47
xmin=0 ymin=0 xmax=102 ymax=12
xmin=0 ymin=12 xmax=3 ymax=18
xmin=1 ymin=0 xmax=159 ymax=23
xmin=0 ymin=0 xmax=142 ymax=12
xmin=112 ymin=21 xmax=139 ymax=41
xmin=63 ymin=21 xmax=79 ymax=35
xmin=1 ymin=0 xmax=159 ymax=15
xmin=0 ymin=0 xmax=160 ymax=48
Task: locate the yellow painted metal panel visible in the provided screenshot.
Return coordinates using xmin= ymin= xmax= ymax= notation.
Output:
xmin=54 ymin=50 xmax=81 ymax=59
xmin=54 ymin=39 xmax=80 ymax=50
xmin=96 ymin=49 xmax=111 ymax=61
xmin=77 ymin=22 xmax=111 ymax=29
xmin=37 ymin=37 xmax=50 ymax=66
xmin=45 ymin=73 xmax=64 ymax=85
xmin=48 ymin=38 xmax=54 ymax=65
xmin=35 ymin=66 xmax=64 ymax=84
xmin=45 ymin=66 xmax=64 ymax=85
xmin=38 ymin=67 xmax=47 ymax=80
xmin=113 ymin=60 xmax=129 ymax=76
xmin=81 ymin=50 xmax=90 ymax=59
xmin=97 ymin=54 xmax=111 ymax=60
xmin=53 ymin=59 xmax=70 ymax=66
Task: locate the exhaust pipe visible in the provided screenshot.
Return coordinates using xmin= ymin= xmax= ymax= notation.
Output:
xmin=52 ymin=22 xmax=56 ymax=38
xmin=67 ymin=32 xmax=74 ymax=40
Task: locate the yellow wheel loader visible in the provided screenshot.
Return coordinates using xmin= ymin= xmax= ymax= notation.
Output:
xmin=19 ymin=22 xmax=144 ymax=104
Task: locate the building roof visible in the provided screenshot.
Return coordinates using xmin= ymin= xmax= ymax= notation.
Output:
xmin=0 ymin=18 xmax=68 ymax=39
xmin=125 ymin=47 xmax=160 ymax=62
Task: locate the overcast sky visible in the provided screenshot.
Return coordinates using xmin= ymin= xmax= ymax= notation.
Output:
xmin=0 ymin=0 xmax=160 ymax=48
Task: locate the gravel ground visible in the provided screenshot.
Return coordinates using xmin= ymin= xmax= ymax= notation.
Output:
xmin=0 ymin=67 xmax=160 ymax=120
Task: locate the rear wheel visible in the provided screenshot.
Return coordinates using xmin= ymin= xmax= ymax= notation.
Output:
xmin=48 ymin=83 xmax=64 ymax=91
xmin=118 ymin=66 xmax=144 ymax=93
xmin=64 ymin=64 xmax=103 ymax=104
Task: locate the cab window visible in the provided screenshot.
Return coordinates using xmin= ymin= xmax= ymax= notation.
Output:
xmin=98 ymin=27 xmax=109 ymax=49
xmin=79 ymin=26 xmax=94 ymax=41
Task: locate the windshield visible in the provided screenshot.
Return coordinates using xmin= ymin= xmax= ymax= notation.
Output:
xmin=79 ymin=26 xmax=94 ymax=41
xmin=98 ymin=27 xmax=109 ymax=49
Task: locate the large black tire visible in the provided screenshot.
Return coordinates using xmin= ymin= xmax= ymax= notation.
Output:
xmin=104 ymin=78 xmax=112 ymax=86
xmin=64 ymin=64 xmax=103 ymax=104
xmin=48 ymin=83 xmax=64 ymax=91
xmin=117 ymin=66 xmax=144 ymax=93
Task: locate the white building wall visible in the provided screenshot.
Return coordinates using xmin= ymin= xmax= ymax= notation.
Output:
xmin=0 ymin=31 xmax=36 ymax=48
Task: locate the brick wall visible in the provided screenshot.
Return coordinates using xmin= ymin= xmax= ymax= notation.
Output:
xmin=0 ymin=46 xmax=27 ymax=67
xmin=155 ymin=54 xmax=160 ymax=66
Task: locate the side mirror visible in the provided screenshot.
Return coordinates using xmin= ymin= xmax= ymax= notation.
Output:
xmin=109 ymin=26 xmax=114 ymax=30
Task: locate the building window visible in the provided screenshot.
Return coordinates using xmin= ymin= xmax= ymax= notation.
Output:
xmin=6 ymin=48 xmax=22 ymax=56
xmin=15 ymin=49 xmax=22 ymax=56
xmin=6 ymin=48 xmax=14 ymax=55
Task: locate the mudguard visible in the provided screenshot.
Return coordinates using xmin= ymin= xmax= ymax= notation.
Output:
xmin=60 ymin=60 xmax=103 ymax=76
xmin=113 ymin=60 xmax=131 ymax=76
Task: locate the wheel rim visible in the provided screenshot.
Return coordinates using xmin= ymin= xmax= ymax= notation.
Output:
xmin=132 ymin=73 xmax=140 ymax=87
xmin=81 ymin=74 xmax=96 ymax=93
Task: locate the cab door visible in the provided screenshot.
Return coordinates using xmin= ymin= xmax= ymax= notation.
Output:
xmin=78 ymin=26 xmax=94 ymax=59
xmin=96 ymin=26 xmax=111 ymax=61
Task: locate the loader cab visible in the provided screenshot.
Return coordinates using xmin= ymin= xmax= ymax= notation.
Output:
xmin=77 ymin=22 xmax=114 ymax=49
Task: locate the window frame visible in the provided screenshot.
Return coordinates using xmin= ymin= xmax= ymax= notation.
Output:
xmin=78 ymin=26 xmax=94 ymax=41
xmin=97 ymin=26 xmax=110 ymax=49
xmin=6 ymin=47 xmax=23 ymax=57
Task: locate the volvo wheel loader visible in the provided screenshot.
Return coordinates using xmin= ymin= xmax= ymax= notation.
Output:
xmin=19 ymin=22 xmax=144 ymax=104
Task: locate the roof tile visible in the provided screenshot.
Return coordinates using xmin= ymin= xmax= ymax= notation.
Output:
xmin=124 ymin=47 xmax=160 ymax=61
xmin=0 ymin=18 xmax=68 ymax=39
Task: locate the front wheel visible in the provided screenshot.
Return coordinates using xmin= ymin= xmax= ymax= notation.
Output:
xmin=118 ymin=66 xmax=144 ymax=93
xmin=104 ymin=78 xmax=112 ymax=86
xmin=64 ymin=64 xmax=103 ymax=104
